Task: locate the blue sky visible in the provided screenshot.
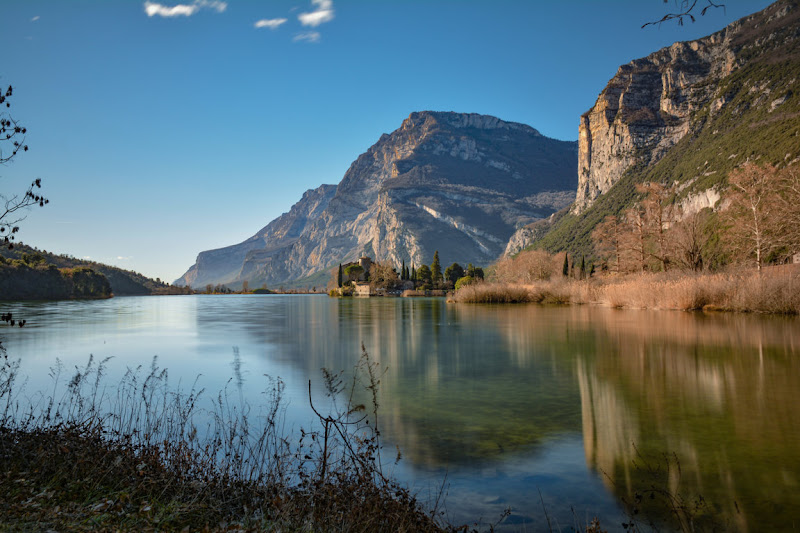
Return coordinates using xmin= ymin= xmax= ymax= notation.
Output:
xmin=1 ymin=0 xmax=774 ymax=283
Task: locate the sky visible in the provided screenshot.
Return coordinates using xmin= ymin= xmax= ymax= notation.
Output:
xmin=1 ymin=0 xmax=775 ymax=283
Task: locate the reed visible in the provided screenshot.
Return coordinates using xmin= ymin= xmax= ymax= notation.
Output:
xmin=453 ymin=265 xmax=800 ymax=314
xmin=0 ymin=349 xmax=449 ymax=532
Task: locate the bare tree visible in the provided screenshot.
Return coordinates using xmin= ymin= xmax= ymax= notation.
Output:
xmin=643 ymin=0 xmax=726 ymax=28
xmin=621 ymin=206 xmax=649 ymax=273
xmin=592 ymin=215 xmax=624 ymax=273
xmin=777 ymin=165 xmax=800 ymax=255
xmin=1 ymin=85 xmax=49 ymax=339
xmin=670 ymin=209 xmax=709 ymax=272
xmin=368 ymin=261 xmax=399 ymax=291
xmin=1 ymin=86 xmax=49 ymax=251
xmin=724 ymin=163 xmax=782 ymax=272
xmin=494 ymin=249 xmax=554 ymax=284
xmin=638 ymin=182 xmax=676 ymax=271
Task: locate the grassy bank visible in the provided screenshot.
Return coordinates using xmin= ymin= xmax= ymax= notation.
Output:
xmin=0 ymin=352 xmax=449 ymax=532
xmin=452 ymin=265 xmax=800 ymax=314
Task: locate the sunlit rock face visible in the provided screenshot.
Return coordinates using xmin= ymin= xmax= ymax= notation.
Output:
xmin=177 ymin=111 xmax=577 ymax=287
xmin=177 ymin=184 xmax=337 ymax=289
xmin=572 ymin=0 xmax=800 ymax=214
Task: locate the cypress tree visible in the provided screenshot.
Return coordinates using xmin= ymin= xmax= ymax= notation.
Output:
xmin=411 ymin=265 xmax=416 ymax=282
xmin=401 ymin=260 xmax=406 ymax=280
xmin=562 ymin=253 xmax=569 ymax=277
xmin=337 ymin=263 xmax=343 ymax=287
xmin=579 ymin=255 xmax=586 ymax=280
xmin=431 ymin=251 xmax=443 ymax=288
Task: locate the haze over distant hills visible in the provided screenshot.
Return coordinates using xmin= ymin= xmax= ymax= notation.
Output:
xmin=176 ymin=111 xmax=578 ymax=288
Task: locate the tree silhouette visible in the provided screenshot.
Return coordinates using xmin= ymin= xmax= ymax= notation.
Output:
xmin=430 ymin=251 xmax=443 ymax=288
xmin=1 ymin=86 xmax=48 ymax=252
xmin=642 ymin=0 xmax=726 ymax=28
xmin=415 ymin=264 xmax=432 ymax=288
xmin=444 ymin=262 xmax=464 ymax=286
xmin=1 ymin=85 xmax=49 ymax=343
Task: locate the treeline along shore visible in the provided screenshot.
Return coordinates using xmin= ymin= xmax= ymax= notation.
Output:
xmin=0 ymin=244 xmax=192 ymax=300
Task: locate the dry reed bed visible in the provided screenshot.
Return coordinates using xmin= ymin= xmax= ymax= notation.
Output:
xmin=453 ymin=266 xmax=800 ymax=314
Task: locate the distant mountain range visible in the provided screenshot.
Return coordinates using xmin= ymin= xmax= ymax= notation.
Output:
xmin=178 ymin=0 xmax=800 ymax=288
xmin=176 ymin=112 xmax=577 ymax=288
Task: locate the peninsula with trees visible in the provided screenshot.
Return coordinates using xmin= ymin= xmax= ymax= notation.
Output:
xmin=328 ymin=251 xmax=484 ymax=297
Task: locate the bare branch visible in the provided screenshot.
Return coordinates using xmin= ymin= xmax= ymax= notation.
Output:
xmin=642 ymin=0 xmax=726 ymax=28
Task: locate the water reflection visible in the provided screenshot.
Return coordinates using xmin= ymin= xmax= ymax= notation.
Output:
xmin=575 ymin=310 xmax=800 ymax=532
xmin=2 ymin=296 xmax=799 ymax=530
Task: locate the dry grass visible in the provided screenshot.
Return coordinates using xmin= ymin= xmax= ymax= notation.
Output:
xmin=450 ymin=282 xmax=535 ymax=303
xmin=453 ymin=265 xmax=800 ymax=314
xmin=0 ymin=349 xmax=451 ymax=532
xmin=597 ymin=265 xmax=800 ymax=313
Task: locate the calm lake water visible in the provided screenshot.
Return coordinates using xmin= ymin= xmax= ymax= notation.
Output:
xmin=1 ymin=295 xmax=799 ymax=531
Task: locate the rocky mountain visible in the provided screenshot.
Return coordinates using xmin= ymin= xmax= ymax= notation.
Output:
xmin=178 ymin=184 xmax=337 ymax=289
xmin=176 ymin=111 xmax=577 ymax=288
xmin=515 ymin=0 xmax=800 ymax=256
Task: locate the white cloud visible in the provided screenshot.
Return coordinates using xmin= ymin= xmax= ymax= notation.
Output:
xmin=293 ymin=31 xmax=321 ymax=43
xmin=298 ymin=0 xmax=333 ymax=27
xmin=116 ymin=256 xmax=132 ymax=261
xmin=31 ymin=15 xmax=40 ymax=22
xmin=254 ymin=18 xmax=287 ymax=30
xmin=144 ymin=0 xmax=226 ymax=18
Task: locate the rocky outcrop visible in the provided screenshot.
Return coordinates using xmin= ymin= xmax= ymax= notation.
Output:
xmin=572 ymin=0 xmax=800 ymax=214
xmin=177 ymin=111 xmax=577 ymax=287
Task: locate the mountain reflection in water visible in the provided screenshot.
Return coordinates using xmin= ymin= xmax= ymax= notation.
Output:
xmin=2 ymin=296 xmax=798 ymax=530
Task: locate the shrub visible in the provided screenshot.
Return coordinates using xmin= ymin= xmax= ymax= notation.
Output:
xmin=454 ymin=276 xmax=475 ymax=291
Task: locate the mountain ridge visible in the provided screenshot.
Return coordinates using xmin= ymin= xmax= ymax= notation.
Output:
xmin=512 ymin=0 xmax=800 ymax=257
xmin=176 ymin=111 xmax=577 ymax=287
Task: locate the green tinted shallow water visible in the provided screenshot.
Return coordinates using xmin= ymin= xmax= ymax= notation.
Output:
xmin=1 ymin=295 xmax=798 ymax=531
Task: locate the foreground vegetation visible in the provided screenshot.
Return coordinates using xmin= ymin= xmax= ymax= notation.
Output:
xmin=0 ymin=351 xmax=451 ymax=532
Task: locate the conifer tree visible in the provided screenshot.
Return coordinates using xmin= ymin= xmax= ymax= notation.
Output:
xmin=579 ymin=255 xmax=586 ymax=280
xmin=401 ymin=260 xmax=406 ymax=281
xmin=430 ymin=251 xmax=443 ymax=288
xmin=562 ymin=253 xmax=569 ymax=277
xmin=337 ymin=263 xmax=343 ymax=287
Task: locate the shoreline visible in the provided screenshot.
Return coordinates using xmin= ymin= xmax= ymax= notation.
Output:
xmin=450 ymin=264 xmax=800 ymax=315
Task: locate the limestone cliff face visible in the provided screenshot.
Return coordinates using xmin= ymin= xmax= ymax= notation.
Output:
xmin=176 ymin=111 xmax=577 ymax=287
xmin=572 ymin=0 xmax=800 ymax=214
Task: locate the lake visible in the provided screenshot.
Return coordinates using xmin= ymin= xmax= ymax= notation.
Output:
xmin=1 ymin=295 xmax=798 ymax=531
